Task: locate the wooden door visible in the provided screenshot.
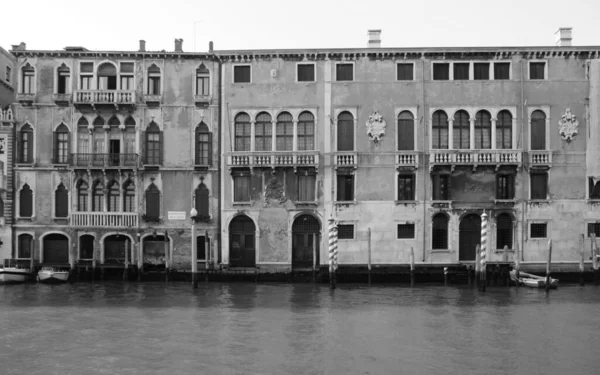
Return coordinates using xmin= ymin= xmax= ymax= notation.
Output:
xmin=459 ymin=214 xmax=481 ymax=261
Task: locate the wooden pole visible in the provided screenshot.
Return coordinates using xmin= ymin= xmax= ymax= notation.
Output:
xmin=503 ymin=245 xmax=509 ymax=263
xmin=191 ymin=217 xmax=198 ymax=288
xmin=580 ymin=234 xmax=585 ymax=286
xmin=123 ymin=238 xmax=129 ymax=282
xmin=443 ymin=267 xmax=449 ymax=286
xmin=165 ymin=233 xmax=170 ymax=282
xmin=475 ymin=244 xmax=481 ymax=290
xmin=92 ymin=258 xmax=96 ymax=282
xmin=328 ymin=219 xmax=337 ymax=289
xmin=367 ymin=228 xmax=372 ymax=285
xmin=137 ymin=235 xmax=143 ymax=282
xmin=514 ymin=239 xmax=520 ymax=287
xmin=592 ymin=233 xmax=598 ymax=285
xmin=545 ymin=239 xmax=552 ymax=292
xmin=205 ymin=231 xmax=209 ymax=282
xmin=410 ymin=246 xmax=415 ymax=287
xmin=312 ymin=234 xmax=317 ymax=283
xmin=480 ymin=212 xmax=488 ymax=292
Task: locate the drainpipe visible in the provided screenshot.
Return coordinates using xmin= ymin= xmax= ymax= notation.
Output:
xmin=421 ymin=59 xmax=427 ymax=262
xmin=216 ymin=52 xmax=222 ymax=265
xmin=11 ymin=104 xmax=17 ymax=260
xmin=520 ymin=59 xmax=526 ymax=261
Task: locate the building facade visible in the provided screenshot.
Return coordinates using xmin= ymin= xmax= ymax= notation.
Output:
xmin=9 ymin=39 xmax=220 ymax=274
xmin=217 ymin=28 xmax=600 ymax=273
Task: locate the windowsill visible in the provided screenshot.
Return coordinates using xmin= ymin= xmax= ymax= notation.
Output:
xmin=396 ymin=237 xmax=416 ymax=240
xmin=233 ymin=201 xmax=252 ymax=206
xmin=494 ymin=199 xmax=516 ymax=205
xmin=15 ymin=163 xmax=34 ymax=167
xmin=528 ymin=199 xmax=550 ymax=204
xmin=297 ymin=80 xmax=316 ymax=84
xmin=395 ymin=200 xmax=417 ymax=206
xmin=529 ymin=237 xmax=548 ymax=240
xmin=334 ymin=201 xmax=356 ymax=205
xmin=16 ymin=217 xmax=34 ymax=221
xmin=295 ymin=201 xmax=318 ymax=206
xmin=430 ymin=249 xmax=451 ymax=253
xmin=52 ymin=217 xmax=69 ymax=221
xmin=587 ymin=199 xmax=600 ymax=205
xmin=52 ymin=163 xmax=69 ymax=167
xmin=431 ymin=200 xmax=452 ymax=208
xmin=494 ymin=249 xmax=515 ymax=253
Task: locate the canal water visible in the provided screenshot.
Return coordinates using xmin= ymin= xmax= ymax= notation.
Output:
xmin=1 ymin=282 xmax=599 ymax=375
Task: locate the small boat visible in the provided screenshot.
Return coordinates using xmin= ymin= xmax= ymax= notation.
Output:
xmin=0 ymin=259 xmax=31 ymax=283
xmin=37 ymin=267 xmax=70 ymax=284
xmin=510 ymin=270 xmax=558 ymax=289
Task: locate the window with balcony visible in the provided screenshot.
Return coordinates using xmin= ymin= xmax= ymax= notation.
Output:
xmin=397 ymin=111 xmax=414 ymax=150
xmin=107 ymin=181 xmax=120 ymax=212
xmin=145 ymin=121 xmax=162 ymax=165
xmin=195 ymin=122 xmax=212 ymax=166
xmin=55 ymin=183 xmax=68 ymax=218
xmin=496 ymin=174 xmax=515 ymax=199
xmin=337 ymin=224 xmax=354 ymax=239
xmin=19 ymin=184 xmax=33 ymax=218
xmin=297 ymin=64 xmax=315 ymax=82
xmin=119 ymin=62 xmax=134 ymax=90
xmin=397 ymin=224 xmax=415 ymax=239
xmin=234 ymin=112 xmax=251 ymax=151
xmin=530 ymin=110 xmax=546 ymax=150
xmin=398 ymin=174 xmax=415 ymax=201
xmin=297 ymin=111 xmax=315 ymax=151
xmin=196 ymin=63 xmax=210 ymax=95
xmin=397 ymin=63 xmax=413 ymax=80
xmin=453 ymin=110 xmax=470 ymax=149
xmin=474 ymin=63 xmax=489 ymax=80
xmin=21 ymin=63 xmax=35 ymax=94
xmin=432 ymin=213 xmax=448 ymax=249
xmin=496 ymin=110 xmax=512 ymax=149
xmin=194 ymin=183 xmax=210 ymax=221
xmin=475 ymin=110 xmax=491 ymax=149
xmin=432 ymin=110 xmax=449 ymax=149
xmin=530 ymin=223 xmax=547 ymax=238
xmin=496 ymin=213 xmax=513 ymax=249
xmin=92 ymin=180 xmax=104 ymax=212
xmin=530 ymin=172 xmax=548 ymax=200
xmin=233 ymin=170 xmax=251 ymax=202
xmin=453 ymin=63 xmax=469 ymax=80
xmin=56 ymin=63 xmax=70 ymax=94
xmin=123 ymin=180 xmax=135 ymax=212
xmin=433 ymin=63 xmax=449 ymax=80
xmin=494 ymin=63 xmax=510 ymax=80
xmin=337 ymin=111 xmax=354 ymax=151
xmin=17 ymin=234 xmax=32 ymax=259
xmin=336 ymin=63 xmax=353 ymax=81
xmin=77 ymin=180 xmax=88 ymax=211
xmin=97 ymin=62 xmax=117 ymax=90
xmin=80 ymin=62 xmax=93 ymax=89
xmin=432 ymin=174 xmax=450 ymax=200
xmin=147 ymin=64 xmax=161 ymax=95
xmin=336 ymin=173 xmax=354 ymax=201
xmin=233 ymin=65 xmax=250 ymax=83
xmin=529 ymin=62 xmax=546 ymax=80
xmin=145 ymin=183 xmax=160 ymax=220
xmin=18 ymin=124 xmax=34 ymax=164
xmin=297 ymin=170 xmax=316 ymax=202
xmin=255 ymin=112 xmax=272 ymax=151
xmin=276 ymin=112 xmax=293 ymax=151
xmin=589 ymin=178 xmax=600 ymax=199
xmin=53 ymin=123 xmax=70 ymax=164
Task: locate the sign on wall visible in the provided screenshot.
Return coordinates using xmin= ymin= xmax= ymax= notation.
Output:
xmin=168 ymin=211 xmax=187 ymax=220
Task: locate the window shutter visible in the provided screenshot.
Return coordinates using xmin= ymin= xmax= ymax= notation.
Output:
xmin=194 ymin=129 xmax=199 ymax=165
xmin=146 ymin=189 xmax=160 ymax=218
xmin=208 ymin=132 xmax=213 ymax=166
xmin=159 ymin=131 xmax=164 ymax=165
xmin=141 ymin=131 xmax=146 ymax=164
xmin=53 ymin=131 xmax=58 ymax=163
xmin=509 ymin=175 xmax=515 ymax=199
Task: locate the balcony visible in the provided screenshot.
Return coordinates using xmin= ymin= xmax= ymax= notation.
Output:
xmin=528 ymin=150 xmax=552 ymax=168
xmin=16 ymin=93 xmax=35 ymax=104
xmin=429 ymin=149 xmax=522 ymax=171
xmin=73 ymin=90 xmax=136 ymax=109
xmin=194 ymin=95 xmax=212 ymax=107
xmin=0 ymin=107 xmax=13 ymax=122
xmin=334 ymin=152 xmax=357 ymax=169
xmin=396 ymin=151 xmax=420 ymax=170
xmin=52 ymin=93 xmax=72 ymax=104
xmin=70 ymin=212 xmax=138 ymax=228
xmin=71 ymin=153 xmax=139 ymax=169
xmin=227 ymin=151 xmax=319 ymax=172
xmin=144 ymin=94 xmax=162 ymax=105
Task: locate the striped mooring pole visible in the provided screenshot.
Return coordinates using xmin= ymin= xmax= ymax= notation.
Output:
xmin=480 ymin=212 xmax=488 ymax=292
xmin=328 ymin=219 xmax=338 ymax=289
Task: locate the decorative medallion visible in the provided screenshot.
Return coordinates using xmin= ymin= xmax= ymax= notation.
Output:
xmin=366 ymin=110 xmax=386 ymax=144
xmin=558 ymin=108 xmax=579 ymax=142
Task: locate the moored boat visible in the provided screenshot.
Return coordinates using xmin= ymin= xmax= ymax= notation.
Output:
xmin=510 ymin=270 xmax=558 ymax=289
xmin=37 ymin=267 xmax=70 ymax=284
xmin=0 ymin=259 xmax=31 ymax=284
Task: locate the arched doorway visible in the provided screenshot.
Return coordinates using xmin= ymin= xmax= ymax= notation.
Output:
xmin=229 ymin=215 xmax=256 ymax=267
xmin=292 ymin=214 xmax=320 ymax=269
xmin=104 ymin=235 xmax=131 ymax=264
xmin=143 ymin=235 xmax=168 ymax=270
xmin=43 ymin=233 xmax=69 ymax=264
xmin=79 ymin=234 xmax=95 ymax=260
xmin=459 ymin=214 xmax=481 ymax=261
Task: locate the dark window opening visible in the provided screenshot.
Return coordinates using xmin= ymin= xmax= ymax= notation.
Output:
xmin=233 ymin=172 xmax=251 ymax=202
xmin=432 ymin=111 xmax=449 ymax=149
xmin=55 ymin=183 xmax=68 ymax=218
xmin=530 ymin=172 xmax=548 ymax=200
xmin=397 ymin=63 xmax=413 ymax=80
xmin=19 ymin=124 xmax=33 ymax=163
xmin=337 ymin=224 xmax=354 ymax=239
xmin=145 ymin=122 xmax=162 ymax=165
xmin=19 ymin=184 xmax=33 ymax=217
xmin=475 ymin=110 xmax=491 ymax=149
xmin=432 ymin=214 xmax=448 ymax=249
xmin=336 ymin=63 xmax=353 ymax=81
xmin=57 ymin=64 xmax=70 ymax=94
xmin=276 ymin=112 xmax=293 ymax=151
xmin=234 ymin=113 xmax=251 ymax=151
xmin=79 ymin=235 xmax=94 ymax=260
xmin=107 ymin=181 xmax=120 ymax=212
xmin=336 ymin=174 xmax=354 ymax=201
xmin=496 ymin=174 xmax=515 ymax=199
xmin=453 ymin=110 xmax=470 ymax=149
xmin=433 ymin=63 xmax=449 ymax=80
xmin=397 ymin=111 xmax=414 ymax=151
xmin=496 ymin=110 xmax=513 ymax=149
xmin=195 ymin=183 xmax=210 ymax=221
xmin=123 ymin=181 xmax=135 ymax=212
xmin=18 ymin=234 xmax=32 ymax=259
xmin=148 ymin=64 xmax=161 ymax=95
xmin=255 ymin=112 xmax=272 ymax=152
xmin=195 ymin=122 xmax=212 ymax=165
xmin=92 ymin=181 xmax=104 ymax=212
xmin=297 ymin=64 xmax=315 ymax=82
xmin=77 ymin=181 xmax=88 ymax=211
xmin=530 ymin=110 xmax=546 ymax=150
xmin=21 ymin=64 xmax=34 ymax=94
xmin=397 ymin=174 xmax=415 ymax=200
xmin=453 ymin=63 xmax=469 ymax=80
xmin=432 ymin=174 xmax=450 ymax=200
xmin=496 ymin=213 xmax=513 ymax=249
xmin=589 ymin=178 xmax=600 ymax=199
xmin=530 ymin=62 xmax=546 ymax=80
xmin=474 ymin=63 xmax=490 ymax=80
xmin=587 ymin=223 xmax=600 ymax=238
xmin=297 ymin=172 xmax=316 ymax=202
xmin=54 ymin=124 xmax=70 ymax=164
xmin=397 ymin=224 xmax=415 ymax=239
xmin=298 ymin=111 xmax=315 ymax=151
xmin=196 ymin=63 xmax=210 ymax=95
xmin=337 ymin=111 xmax=354 ymax=151
xmin=531 ymin=223 xmax=547 ymax=238
xmin=233 ymin=66 xmax=250 ymax=83
xmin=145 ymin=184 xmax=160 ymax=219
xmin=494 ymin=63 xmax=510 ymax=80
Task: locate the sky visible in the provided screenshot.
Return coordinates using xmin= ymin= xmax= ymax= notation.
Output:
xmin=2 ymin=0 xmax=600 ymax=52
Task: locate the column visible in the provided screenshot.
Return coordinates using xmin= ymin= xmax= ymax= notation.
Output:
xmin=292 ymin=120 xmax=298 ymax=152
xmin=448 ymin=119 xmax=454 ymax=150
xmin=271 ymin=120 xmax=277 ymax=152
xmin=491 ymin=118 xmax=497 ymax=150
xmin=469 ymin=118 xmax=475 ymax=150
xmin=250 ymin=120 xmax=256 ymax=152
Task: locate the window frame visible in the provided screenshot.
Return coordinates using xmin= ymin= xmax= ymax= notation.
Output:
xmin=337 ymin=223 xmax=355 ymax=240
xmin=5 ymin=65 xmax=11 ymax=83
xmin=53 ymin=123 xmax=70 ymax=165
xmin=395 ymin=108 xmax=417 ymax=151
xmin=118 ymin=61 xmax=135 ymax=91
xmin=18 ymin=183 xmax=34 ymax=219
xmin=432 ymin=62 xmax=450 ymax=80
xmin=496 ymin=174 xmax=515 ymax=200
xmin=55 ymin=63 xmax=71 ymax=95
xmin=528 ymin=107 xmax=549 ymax=151
xmin=232 ymin=64 xmax=252 ymax=84
xmin=529 ymin=221 xmax=549 ymax=239
xmin=473 ymin=62 xmax=491 ymax=80
xmin=296 ymin=169 xmax=317 ymax=203
xmin=16 ymin=233 xmax=34 ymax=259
xmin=144 ymin=183 xmax=161 ymax=220
xmin=20 ymin=63 xmax=36 ymax=94
xmin=496 ymin=213 xmax=513 ymax=250
xmin=528 ymin=60 xmax=547 ymax=80
xmin=195 ymin=63 xmax=211 ymax=96
xmin=147 ymin=63 xmax=162 ymax=96
xmin=432 ymin=174 xmax=450 ymax=201
xmin=335 ymin=171 xmax=355 ymax=202
xmin=397 ymin=223 xmax=416 ymax=240
xmin=530 ymin=172 xmax=548 ymax=200
xmin=78 ymin=61 xmax=95 ymax=90
xmin=493 ymin=62 xmax=511 ymax=80
xmin=145 ymin=122 xmax=162 ymax=165
xmin=335 ymin=62 xmax=355 ymax=82
xmin=54 ymin=183 xmax=69 ymax=218
xmin=195 ymin=122 xmax=212 ymax=166
xmin=18 ymin=124 xmax=34 ymax=164
xmin=453 ymin=62 xmax=470 ymax=80
xmin=432 ymin=213 xmax=449 ymax=250
xmin=397 ymin=173 xmax=416 ymax=201
xmin=296 ymin=62 xmax=316 ymax=83
xmin=335 ymin=109 xmax=356 ymax=152
xmin=232 ymin=170 xmax=251 ymax=203
xmin=396 ymin=62 xmax=414 ymax=81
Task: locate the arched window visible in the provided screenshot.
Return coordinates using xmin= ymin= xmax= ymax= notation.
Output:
xmin=108 ymin=115 xmax=120 ymax=127
xmin=77 ymin=180 xmax=88 ymax=211
xmin=107 ymin=180 xmax=120 ymax=212
xmin=19 ymin=184 xmax=33 ymax=217
xmin=55 ymin=183 xmax=68 ymax=218
xmin=496 ymin=213 xmax=513 ymax=249
xmin=196 ymin=63 xmax=210 ymax=96
xmin=234 ymin=113 xmax=251 ymax=151
xmin=92 ymin=180 xmax=104 ymax=212
xmin=145 ymin=121 xmax=162 ymax=165
xmin=57 ymin=63 xmax=70 ymax=94
xmin=108 ymin=116 xmax=121 ymax=166
xmin=337 ymin=111 xmax=354 ymax=151
xmin=432 ymin=213 xmax=448 ymax=250
xmin=475 ymin=110 xmax=491 ymax=149
xmin=21 ymin=63 xmax=34 ymax=94
xmin=453 ymin=110 xmax=470 ymax=149
xmin=124 ymin=116 xmax=136 ymax=156
xmin=92 ymin=116 xmax=105 ymax=158
xmin=255 ymin=112 xmax=272 ymax=151
xmin=17 ymin=234 xmax=33 ymax=259
xmin=195 ymin=122 xmax=212 ymax=166
xmin=145 ymin=184 xmax=160 ymax=219
xmin=496 ymin=110 xmax=512 ymax=149
xmin=19 ymin=124 xmax=33 ymax=163
xmin=432 ymin=110 xmax=448 ymax=149
xmin=531 ymin=110 xmax=546 ymax=150
xmin=123 ymin=180 xmax=135 ymax=212
xmin=397 ymin=111 xmax=414 ymax=150
xmin=195 ymin=183 xmax=210 ymax=221
xmin=77 ymin=117 xmax=90 ymax=163
xmin=276 ymin=112 xmax=293 ymax=151
xmin=298 ymin=111 xmax=315 ymax=151
xmin=97 ymin=62 xmax=117 ymax=90
xmin=54 ymin=123 xmax=70 ymax=164
xmin=148 ymin=64 xmax=161 ymax=95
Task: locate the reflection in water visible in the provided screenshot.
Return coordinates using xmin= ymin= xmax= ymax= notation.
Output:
xmin=1 ymin=283 xmax=599 ymax=375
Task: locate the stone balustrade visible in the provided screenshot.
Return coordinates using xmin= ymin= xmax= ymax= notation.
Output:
xmin=227 ymin=151 xmax=319 ymax=168
xmin=74 ymin=90 xmax=136 ymax=105
xmin=70 ymin=212 xmax=138 ymax=228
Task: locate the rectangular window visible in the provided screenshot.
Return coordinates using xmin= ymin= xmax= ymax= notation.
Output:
xmin=146 ymin=133 xmax=161 ymax=165
xmin=337 ymin=224 xmax=354 ymax=239
xmin=453 ymin=63 xmax=469 ymax=80
xmin=80 ymin=62 xmax=93 ymax=89
xmin=233 ymin=174 xmax=251 ymax=202
xmin=297 ymin=120 xmax=314 ymax=151
xmin=78 ymin=189 xmax=88 ymax=211
xmin=530 ymin=223 xmax=547 ymax=238
xmin=433 ymin=63 xmax=449 ymax=80
xmin=432 ymin=174 xmax=450 ymax=200
xmin=22 ymin=71 xmax=34 ymax=94
xmin=5 ymin=66 xmax=11 ymax=83
xmin=80 ymin=76 xmax=92 ymax=90
xmin=148 ymin=76 xmax=160 ymax=95
xmin=57 ymin=71 xmax=70 ymax=94
xmin=233 ymin=66 xmax=251 ymax=83
xmin=120 ymin=62 xmax=134 ymax=73
xmin=336 ymin=63 xmax=353 ymax=81
xmin=397 ymin=224 xmax=415 ymax=239
xmin=494 ymin=63 xmax=510 ymax=80
xmin=588 ymin=223 xmax=600 ymax=238
xmin=196 ymin=75 xmax=210 ymax=95
xmin=496 ymin=174 xmax=515 ymax=199
xmin=530 ymin=62 xmax=546 ymax=80
xmin=397 ymin=174 xmax=415 ymax=201
xmin=120 ymin=76 xmax=133 ymax=90
xmin=56 ymin=133 xmax=69 ymax=164
xmin=297 ymin=64 xmax=315 ymax=82
xmin=196 ymin=132 xmax=211 ymax=165
xmin=336 ymin=174 xmax=354 ymax=201
xmin=474 ymin=63 xmax=490 ymax=80
xmin=298 ymin=173 xmax=316 ymax=202
xmin=18 ymin=236 xmax=32 ymax=258
xmin=589 ymin=178 xmax=600 ymax=199
xmin=530 ymin=172 xmax=548 ymax=200
xmin=397 ymin=63 xmax=413 ymax=80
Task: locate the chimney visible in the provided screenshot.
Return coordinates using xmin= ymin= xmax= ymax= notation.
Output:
xmin=11 ymin=42 xmax=26 ymax=51
xmin=209 ymin=41 xmax=214 ymax=53
xmin=555 ymin=27 xmax=572 ymax=47
xmin=174 ymin=38 xmax=183 ymax=52
xmin=367 ymin=30 xmax=381 ymax=48
xmin=139 ymin=40 xmax=146 ymax=52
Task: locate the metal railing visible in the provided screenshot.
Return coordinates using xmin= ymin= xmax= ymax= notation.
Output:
xmin=71 ymin=153 xmax=138 ymax=168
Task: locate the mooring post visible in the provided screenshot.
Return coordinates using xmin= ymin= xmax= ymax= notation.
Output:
xmin=514 ymin=240 xmax=520 ymax=287
xmin=312 ymin=236 xmax=317 ymax=284
xmin=367 ymin=228 xmax=372 ymax=285
xmin=580 ymin=234 xmax=585 ymax=286
xmin=190 ymin=208 xmax=198 ymax=289
xmin=480 ymin=212 xmax=488 ymax=292
xmin=503 ymin=245 xmax=508 ymax=263
xmin=475 ymin=244 xmax=481 ymax=290
xmin=123 ymin=238 xmax=129 ymax=282
xmin=92 ymin=259 xmax=96 ymax=282
xmin=137 ymin=234 xmax=143 ymax=282
xmin=328 ymin=219 xmax=337 ymax=290
xmin=165 ymin=232 xmax=170 ymax=282
xmin=592 ymin=233 xmax=599 ymax=285
xmin=410 ymin=246 xmax=415 ymax=287
xmin=545 ymin=239 xmax=552 ymax=292
xmin=444 ymin=267 xmax=449 ymax=286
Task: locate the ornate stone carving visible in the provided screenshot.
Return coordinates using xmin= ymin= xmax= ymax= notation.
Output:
xmin=558 ymin=108 xmax=579 ymax=142
xmin=366 ymin=110 xmax=386 ymax=144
